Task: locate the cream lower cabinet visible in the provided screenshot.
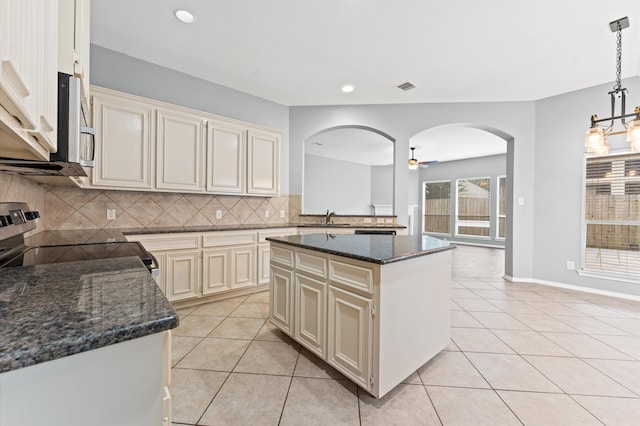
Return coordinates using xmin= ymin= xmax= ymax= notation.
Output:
xmin=129 ymin=228 xmax=294 ymax=304
xmin=269 ymin=241 xmax=451 ymax=398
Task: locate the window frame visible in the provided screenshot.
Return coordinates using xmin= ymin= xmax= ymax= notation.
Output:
xmin=454 ymin=176 xmax=492 ymax=239
xmin=579 ymin=152 xmax=640 ymax=284
xmin=422 ymin=179 xmax=452 ymax=236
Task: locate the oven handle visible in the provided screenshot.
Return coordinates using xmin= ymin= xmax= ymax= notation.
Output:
xmin=148 ymin=251 xmax=160 ymax=277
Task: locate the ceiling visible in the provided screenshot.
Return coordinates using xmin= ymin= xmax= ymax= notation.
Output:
xmin=91 ymin=0 xmax=640 ymax=107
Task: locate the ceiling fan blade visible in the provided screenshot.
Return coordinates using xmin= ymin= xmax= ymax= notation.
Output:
xmin=418 ymin=160 xmax=439 ymax=168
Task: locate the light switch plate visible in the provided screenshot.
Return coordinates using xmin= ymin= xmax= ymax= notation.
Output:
xmin=216 ymin=210 xmax=222 ymax=219
xmin=364 ymin=218 xmax=371 ymax=224
xmin=280 ymin=210 xmax=286 ymax=218
xmin=106 ymin=209 xmax=116 ymax=220
xmin=377 ymin=218 xmax=385 ymax=224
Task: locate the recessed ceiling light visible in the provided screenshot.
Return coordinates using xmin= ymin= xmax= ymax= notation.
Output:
xmin=174 ymin=10 xmax=194 ymax=24
xmin=341 ymin=85 xmax=354 ymax=93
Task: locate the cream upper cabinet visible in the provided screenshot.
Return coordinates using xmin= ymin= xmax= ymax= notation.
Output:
xmin=156 ymin=109 xmax=205 ymax=192
xmin=91 ymin=88 xmax=154 ymax=189
xmin=0 ymin=0 xmax=58 ymax=159
xmin=247 ymin=129 xmax=280 ymax=195
xmin=87 ymin=86 xmax=282 ymax=196
xmin=206 ymin=119 xmax=245 ymax=194
xmin=58 ymin=0 xmax=90 ymax=101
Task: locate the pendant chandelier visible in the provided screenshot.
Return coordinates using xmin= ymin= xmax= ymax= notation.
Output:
xmin=585 ymin=17 xmax=640 ymax=156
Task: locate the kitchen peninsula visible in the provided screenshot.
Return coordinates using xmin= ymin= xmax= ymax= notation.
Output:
xmin=267 ymin=233 xmax=454 ymax=398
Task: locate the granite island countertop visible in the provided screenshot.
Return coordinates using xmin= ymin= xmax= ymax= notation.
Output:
xmin=0 ymin=257 xmax=178 ymax=373
xmin=266 ymin=234 xmax=455 ymax=265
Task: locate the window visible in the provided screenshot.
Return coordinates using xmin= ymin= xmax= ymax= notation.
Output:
xmin=456 ymin=177 xmax=491 ymax=237
xmin=583 ymin=153 xmax=640 ymax=277
xmin=423 ymin=181 xmax=451 ymax=234
xmin=497 ymin=176 xmax=506 ymax=239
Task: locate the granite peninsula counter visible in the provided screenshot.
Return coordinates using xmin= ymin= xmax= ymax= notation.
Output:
xmin=0 ymin=257 xmax=178 ymax=426
xmin=266 ymin=234 xmax=455 ymax=398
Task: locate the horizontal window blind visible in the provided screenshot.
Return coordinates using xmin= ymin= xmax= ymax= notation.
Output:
xmin=583 ymin=153 xmax=640 ymax=276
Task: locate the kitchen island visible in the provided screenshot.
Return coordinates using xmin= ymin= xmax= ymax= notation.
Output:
xmin=266 ymin=233 xmax=454 ymax=398
xmin=0 ymin=257 xmax=178 ymax=426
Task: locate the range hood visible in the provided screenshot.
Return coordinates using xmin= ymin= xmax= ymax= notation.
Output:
xmin=0 ymin=158 xmax=87 ymax=177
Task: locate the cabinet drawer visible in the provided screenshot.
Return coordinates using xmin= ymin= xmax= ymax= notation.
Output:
xmin=258 ymin=227 xmax=297 ymax=243
xmin=270 ymin=246 xmax=294 ymax=267
xmin=127 ymin=234 xmax=199 ymax=251
xmin=296 ymin=251 xmax=327 ymax=279
xmin=329 ymin=260 xmax=374 ymax=295
xmin=202 ymin=231 xmax=257 ymax=247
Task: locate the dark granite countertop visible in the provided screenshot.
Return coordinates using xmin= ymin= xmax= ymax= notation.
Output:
xmin=0 ymin=257 xmax=179 ymax=374
xmin=266 ymin=234 xmax=455 ymax=265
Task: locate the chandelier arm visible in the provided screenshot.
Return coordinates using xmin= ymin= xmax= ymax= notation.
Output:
xmin=592 ymin=112 xmax=638 ymax=125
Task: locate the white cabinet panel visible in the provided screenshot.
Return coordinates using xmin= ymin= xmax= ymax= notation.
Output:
xmin=166 ymin=250 xmax=199 ymax=301
xmin=295 ymin=274 xmax=326 ymax=357
xmin=156 ymin=109 xmax=204 ymax=191
xmin=91 ymin=89 xmax=154 ymax=188
xmin=247 ymin=129 xmax=280 ymax=195
xmin=258 ymin=244 xmax=271 ymax=285
xmin=327 ymin=285 xmax=372 ymax=390
xmin=202 ymin=248 xmax=230 ymax=295
xmin=206 ymin=120 xmax=245 ymax=194
xmin=270 ymin=265 xmax=293 ymax=334
xmin=231 ymin=246 xmax=256 ymax=289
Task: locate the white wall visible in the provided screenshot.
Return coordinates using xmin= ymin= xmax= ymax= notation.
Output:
xmin=290 ymin=103 xmax=536 ymax=280
xmin=534 ymin=76 xmax=640 ymax=296
xmin=303 ymin=154 xmax=371 ymax=214
xmin=370 ymin=165 xmax=394 ymax=207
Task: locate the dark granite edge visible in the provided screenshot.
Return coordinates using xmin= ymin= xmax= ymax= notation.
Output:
xmin=266 ymin=237 xmax=455 ymax=265
xmin=0 ymin=314 xmax=178 ymax=373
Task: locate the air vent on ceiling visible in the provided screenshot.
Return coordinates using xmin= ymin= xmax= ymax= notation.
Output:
xmin=396 ymin=81 xmax=416 ymax=91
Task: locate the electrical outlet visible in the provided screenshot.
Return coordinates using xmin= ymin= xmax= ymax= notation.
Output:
xmin=377 ymin=218 xmax=385 ymax=224
xmin=518 ymin=197 xmax=525 ymax=206
xmin=265 ymin=210 xmax=269 ymax=218
xmin=566 ymin=261 xmax=575 ymax=270
xmin=106 ymin=209 xmax=116 ymax=220
xmin=364 ymin=218 xmax=371 ymax=224
xmin=216 ymin=210 xmax=222 ymax=219
xmin=280 ymin=210 xmax=286 ymax=218
xmin=385 ymin=218 xmax=393 ymax=224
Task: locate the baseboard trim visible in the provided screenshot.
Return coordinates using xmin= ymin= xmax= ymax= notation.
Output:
xmin=502 ymin=275 xmax=640 ymax=302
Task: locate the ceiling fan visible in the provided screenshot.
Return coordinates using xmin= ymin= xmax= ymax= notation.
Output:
xmin=408 ymin=147 xmax=439 ymax=170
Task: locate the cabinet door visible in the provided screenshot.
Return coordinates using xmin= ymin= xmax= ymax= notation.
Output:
xmin=202 ymin=248 xmax=230 ymax=295
xmin=91 ymin=90 xmax=154 ymax=188
xmin=257 ymin=243 xmax=270 ymax=285
xmin=231 ymin=245 xmax=256 ymax=289
xmin=0 ymin=0 xmax=57 ymax=153
xmin=206 ymin=120 xmax=245 ymax=193
xmin=295 ymin=274 xmax=326 ymax=358
xmin=327 ymin=286 xmax=372 ymax=390
xmin=247 ymin=129 xmax=280 ymax=195
xmin=165 ymin=250 xmax=199 ymax=301
xmin=270 ymin=265 xmax=293 ymax=334
xmin=156 ymin=108 xmax=204 ymax=192
xmin=151 ymin=251 xmax=167 ymax=295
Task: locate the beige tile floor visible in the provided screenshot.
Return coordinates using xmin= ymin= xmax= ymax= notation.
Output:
xmin=170 ymin=245 xmax=640 ymax=425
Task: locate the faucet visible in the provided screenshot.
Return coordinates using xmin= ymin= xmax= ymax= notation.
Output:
xmin=324 ymin=209 xmax=336 ymax=224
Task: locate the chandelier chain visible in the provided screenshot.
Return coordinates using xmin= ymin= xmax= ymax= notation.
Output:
xmin=614 ymin=27 xmax=622 ymax=91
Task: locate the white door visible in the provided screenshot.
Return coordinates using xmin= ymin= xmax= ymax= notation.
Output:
xmin=202 ymin=248 xmax=230 ymax=295
xmin=269 ymin=265 xmax=293 ymax=334
xmin=327 ymin=285 xmax=372 ymax=390
xmin=206 ymin=120 xmax=245 ymax=193
xmin=166 ymin=250 xmax=199 ymax=301
xmin=295 ymin=274 xmax=326 ymax=358
xmin=156 ymin=108 xmax=204 ymax=192
xmin=247 ymin=129 xmax=280 ymax=195
xmin=91 ymin=90 xmax=154 ymax=189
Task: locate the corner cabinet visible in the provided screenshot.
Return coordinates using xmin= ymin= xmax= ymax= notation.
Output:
xmin=85 ymin=86 xmax=281 ymax=196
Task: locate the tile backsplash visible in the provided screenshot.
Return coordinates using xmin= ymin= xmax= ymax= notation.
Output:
xmin=0 ymin=173 xmax=46 ymax=234
xmin=44 ymin=185 xmax=291 ymax=230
